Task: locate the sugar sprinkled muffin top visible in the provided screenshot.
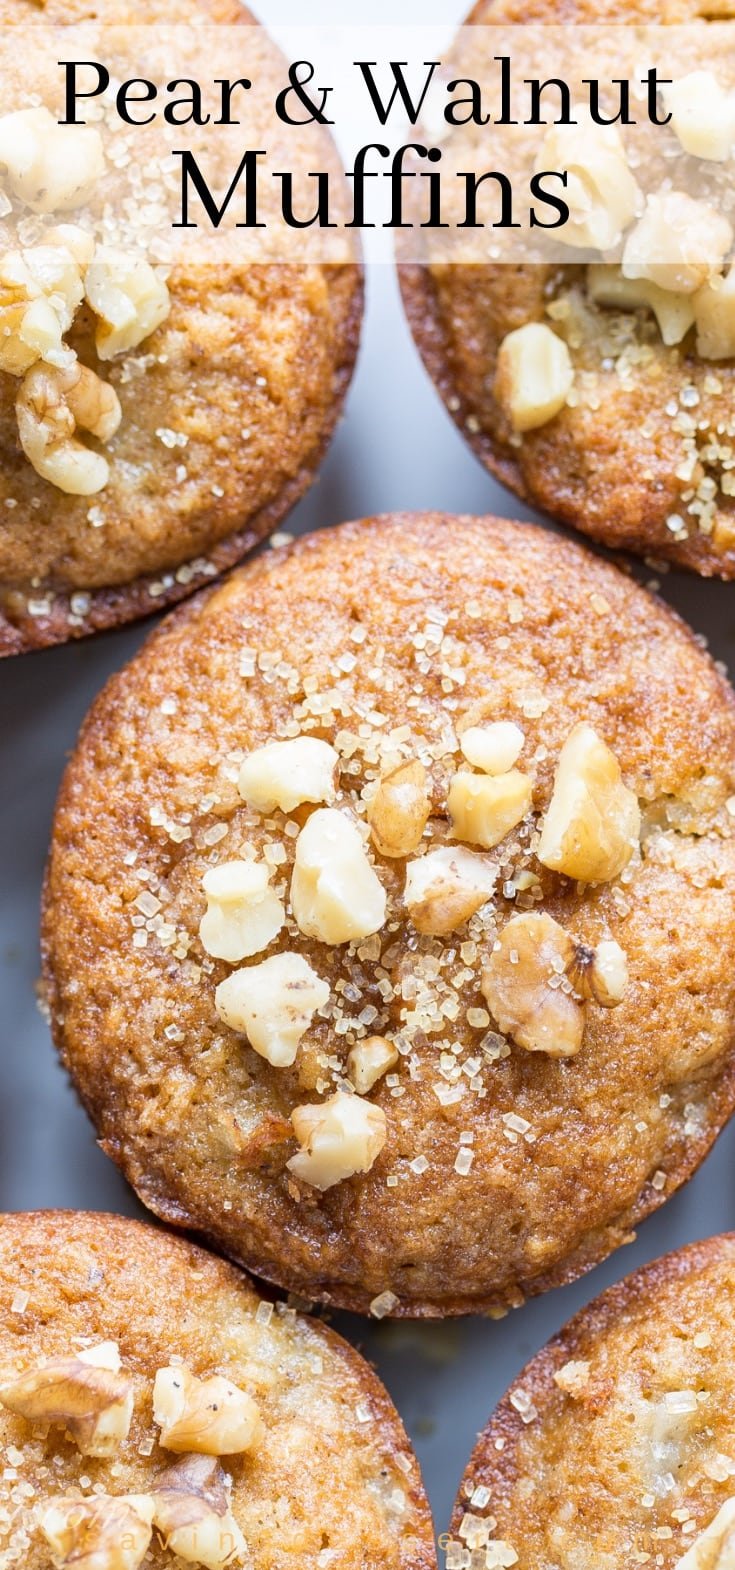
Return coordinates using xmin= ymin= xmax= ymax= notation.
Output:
xmin=0 ymin=1211 xmax=433 ymax=1570
xmin=43 ymin=513 xmax=735 ymax=1314
xmin=449 ymin=1234 xmax=735 ymax=1569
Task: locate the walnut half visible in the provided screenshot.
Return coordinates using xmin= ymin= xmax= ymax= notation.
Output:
xmin=0 ymin=1342 xmax=133 ymax=1456
xmin=151 ymin=1454 xmax=247 ymax=1570
xmin=39 ymin=1494 xmax=154 ymax=1570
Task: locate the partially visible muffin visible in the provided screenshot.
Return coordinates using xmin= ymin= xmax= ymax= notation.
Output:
xmin=42 ymin=513 xmax=735 ymax=1315
xmin=449 ymin=1234 xmax=735 ymax=1569
xmin=0 ymin=1210 xmax=434 ymax=1569
xmin=0 ymin=0 xmax=362 ymax=654
xmin=400 ymin=0 xmax=735 ymax=577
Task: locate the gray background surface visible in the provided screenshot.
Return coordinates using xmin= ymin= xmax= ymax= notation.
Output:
xmin=3 ymin=0 xmax=735 ymax=1552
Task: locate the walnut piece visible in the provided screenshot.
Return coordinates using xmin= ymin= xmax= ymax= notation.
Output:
xmin=404 ymin=845 xmax=497 ymax=935
xmin=347 ymin=1035 xmax=399 ymax=1094
xmin=40 ymin=1494 xmax=154 ymax=1570
xmin=16 ymin=361 xmax=121 ymax=495
xmin=536 ymin=121 xmax=641 ymax=249
xmin=287 ymin=1089 xmax=387 ymax=1190
xmin=553 ymin=1359 xmax=591 ymax=1398
xmin=587 ymin=264 xmax=696 ymax=347
xmin=367 ymin=759 xmax=431 ymax=858
xmin=694 ymin=267 xmax=735 ymax=360
xmin=199 ymin=858 xmax=284 ymax=963
xmin=0 ymin=107 xmax=104 ymax=213
xmin=567 ymin=937 xmax=629 ymax=1007
xmin=674 ymin=1499 xmax=735 ymax=1569
xmin=448 ymin=769 xmax=533 ymax=850
xmin=460 ymin=722 xmax=524 ymax=776
xmin=215 ymin=951 xmax=329 ymax=1068
xmin=238 ymin=736 xmax=338 ymax=814
xmin=85 ymin=247 xmax=170 ymax=359
xmin=481 ymin=911 xmax=585 ymax=1058
xmin=622 ymin=192 xmax=733 ymax=295
xmin=0 ymin=245 xmax=84 ymax=376
xmin=291 ymin=807 xmax=386 ymax=944
xmin=495 ymin=323 xmax=574 ymax=433
xmin=153 ymin=1365 xmax=262 ymax=1456
xmin=151 ymin=1455 xmax=247 ymax=1570
xmin=0 ymin=1342 xmax=133 ymax=1456
xmin=664 ymin=70 xmax=735 ymax=163
xmin=538 ymin=723 xmax=640 ymax=883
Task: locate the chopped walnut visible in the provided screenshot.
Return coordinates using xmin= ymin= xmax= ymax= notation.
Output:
xmin=695 ymin=267 xmax=735 ymax=360
xmin=151 ymin=1455 xmax=246 ymax=1570
xmin=404 ymin=845 xmax=497 ymax=935
xmin=40 ymin=1494 xmax=154 ymax=1570
xmin=287 ymin=1089 xmax=387 ymax=1190
xmin=538 ymin=723 xmax=640 ymax=883
xmin=199 ymin=859 xmax=284 ymax=963
xmin=567 ymin=938 xmax=629 ymax=1008
xmin=536 ymin=121 xmax=641 ymax=249
xmin=587 ymin=264 xmax=696 ymax=347
xmin=347 ymin=1035 xmax=399 ymax=1094
xmin=0 ymin=245 xmax=84 ymax=376
xmin=495 ymin=322 xmax=574 ymax=433
xmin=367 ymin=759 xmax=431 ymax=858
xmin=481 ymin=912 xmax=585 ymax=1058
xmin=238 ymin=736 xmax=338 ymax=814
xmin=553 ymin=1359 xmax=591 ymax=1398
xmin=0 ymin=1343 xmax=133 ymax=1456
xmin=622 ymin=192 xmax=733 ymax=295
xmin=460 ymin=722 xmax=524 ymax=776
xmin=674 ymin=1499 xmax=735 ymax=1569
xmin=664 ymin=70 xmax=735 ymax=163
xmin=0 ymin=106 xmax=104 ymax=213
xmin=16 ymin=361 xmax=121 ymax=495
xmin=153 ymin=1365 xmax=262 ymax=1456
xmin=85 ymin=248 xmax=170 ymax=360
xmin=291 ymin=807 xmax=386 ymax=944
xmin=448 ymin=769 xmax=533 ymax=850
xmin=215 ymin=951 xmax=329 ymax=1068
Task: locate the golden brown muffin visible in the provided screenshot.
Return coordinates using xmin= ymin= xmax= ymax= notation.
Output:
xmin=0 ymin=0 xmax=362 ymax=655
xmin=448 ymin=1233 xmax=735 ymax=1570
xmin=42 ymin=513 xmax=735 ymax=1316
xmin=0 ymin=1210 xmax=434 ymax=1570
xmin=400 ymin=0 xmax=735 ymax=578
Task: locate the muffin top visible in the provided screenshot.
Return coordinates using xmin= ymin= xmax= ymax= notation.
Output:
xmin=43 ymin=513 xmax=735 ymax=1315
xmin=449 ymin=1233 xmax=735 ymax=1570
xmin=0 ymin=1210 xmax=433 ymax=1570
xmin=0 ymin=0 xmax=361 ymax=652
xmin=401 ymin=0 xmax=735 ymax=577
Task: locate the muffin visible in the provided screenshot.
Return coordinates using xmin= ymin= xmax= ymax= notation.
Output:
xmin=448 ymin=1233 xmax=735 ymax=1569
xmin=0 ymin=0 xmax=362 ymax=655
xmin=43 ymin=512 xmax=735 ymax=1316
xmin=0 ymin=1209 xmax=434 ymax=1569
xmin=400 ymin=0 xmax=735 ymax=577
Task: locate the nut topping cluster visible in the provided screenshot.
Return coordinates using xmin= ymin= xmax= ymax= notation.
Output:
xmin=197 ymin=719 xmax=637 ymax=1190
xmin=0 ymin=107 xmax=170 ymax=494
xmin=496 ymin=72 xmax=735 ymax=441
xmin=0 ymin=1341 xmax=262 ymax=1570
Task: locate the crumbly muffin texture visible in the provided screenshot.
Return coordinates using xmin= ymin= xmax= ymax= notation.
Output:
xmin=0 ymin=1211 xmax=433 ymax=1570
xmin=43 ymin=514 xmax=735 ymax=1315
xmin=449 ymin=1234 xmax=735 ymax=1570
xmin=0 ymin=0 xmax=361 ymax=652
xmin=401 ymin=0 xmax=735 ymax=578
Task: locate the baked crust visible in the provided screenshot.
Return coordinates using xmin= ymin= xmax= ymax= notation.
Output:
xmin=450 ymin=1233 xmax=735 ymax=1568
xmin=0 ymin=0 xmax=363 ymax=653
xmin=42 ymin=513 xmax=735 ymax=1316
xmin=0 ymin=1209 xmax=435 ymax=1569
xmin=399 ymin=0 xmax=735 ymax=578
